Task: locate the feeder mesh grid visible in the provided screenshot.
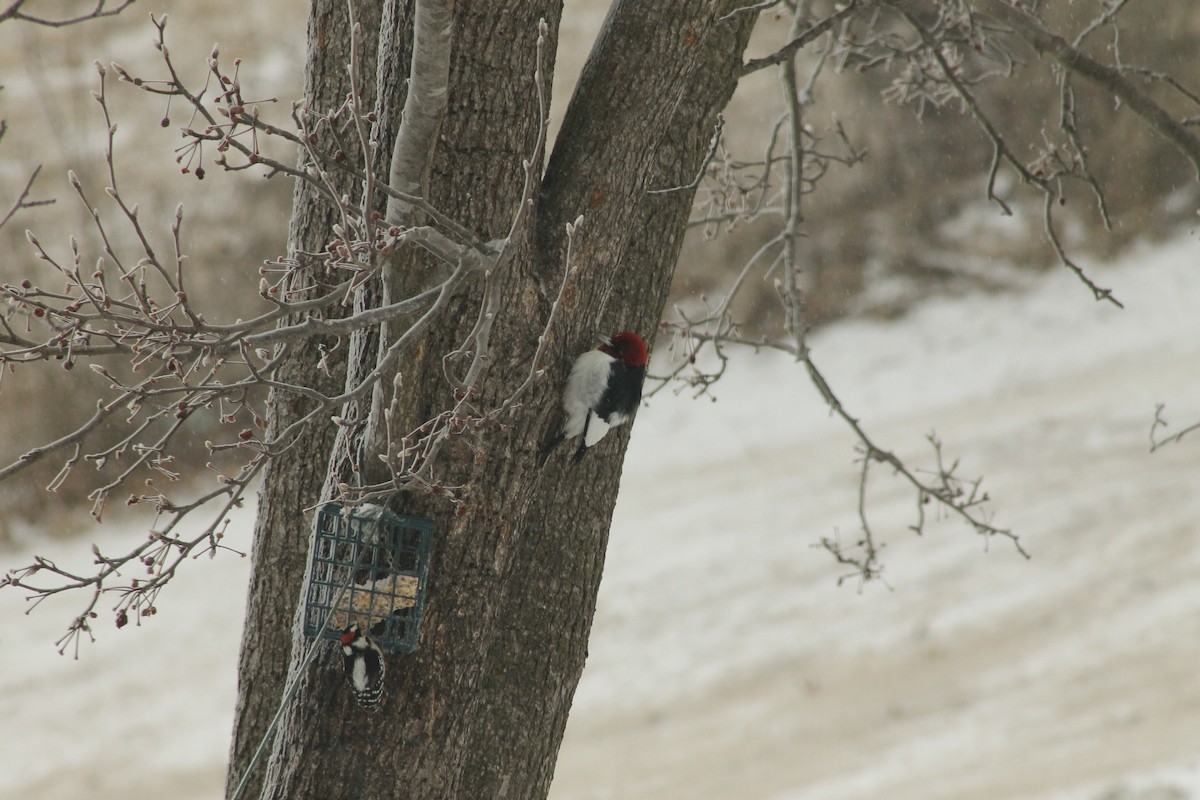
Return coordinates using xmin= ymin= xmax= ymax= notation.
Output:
xmin=303 ymin=503 xmax=433 ymax=653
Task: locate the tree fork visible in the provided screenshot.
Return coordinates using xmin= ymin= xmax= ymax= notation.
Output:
xmin=235 ymin=2 xmax=759 ymax=799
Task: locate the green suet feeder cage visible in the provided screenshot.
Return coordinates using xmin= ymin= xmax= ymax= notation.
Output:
xmin=303 ymin=502 xmax=434 ymax=654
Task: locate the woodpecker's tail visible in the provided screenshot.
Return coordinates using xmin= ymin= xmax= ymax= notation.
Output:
xmin=537 ymin=432 xmax=565 ymax=468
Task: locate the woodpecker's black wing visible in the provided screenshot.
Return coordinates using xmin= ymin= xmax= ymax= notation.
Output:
xmin=568 ymin=362 xmax=645 ymax=463
xmin=594 ymin=361 xmax=645 ymax=424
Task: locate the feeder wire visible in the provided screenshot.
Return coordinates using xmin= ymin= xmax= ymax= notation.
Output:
xmin=229 ymin=533 xmax=369 ymax=800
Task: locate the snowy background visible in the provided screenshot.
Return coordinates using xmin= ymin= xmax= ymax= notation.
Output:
xmin=3 ymin=233 xmax=1200 ymax=799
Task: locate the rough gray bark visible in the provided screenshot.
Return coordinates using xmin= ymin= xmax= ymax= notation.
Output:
xmin=231 ymin=3 xmax=756 ymax=799
xmin=224 ymin=2 xmax=384 ymax=798
xmin=459 ymin=7 xmax=758 ymax=797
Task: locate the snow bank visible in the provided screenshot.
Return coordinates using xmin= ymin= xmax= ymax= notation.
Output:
xmin=3 ymin=233 xmax=1200 ymax=800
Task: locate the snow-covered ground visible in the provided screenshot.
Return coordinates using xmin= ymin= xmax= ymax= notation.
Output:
xmin=3 ymin=234 xmax=1200 ymax=799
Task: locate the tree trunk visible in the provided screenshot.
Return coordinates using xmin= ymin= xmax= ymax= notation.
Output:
xmin=224 ymin=2 xmax=384 ymax=797
xmin=229 ymin=3 xmax=756 ymax=799
xmin=460 ymin=6 xmax=757 ymax=796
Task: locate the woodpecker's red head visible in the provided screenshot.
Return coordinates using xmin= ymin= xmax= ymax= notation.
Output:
xmin=340 ymin=625 xmax=361 ymax=646
xmin=598 ymin=331 xmax=648 ymax=367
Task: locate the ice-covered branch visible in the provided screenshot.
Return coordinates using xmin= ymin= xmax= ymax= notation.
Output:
xmin=651 ymin=0 xmax=1033 ymax=585
xmin=0 ymin=9 xmax=511 ymax=653
xmin=739 ymin=1 xmax=858 ymax=77
xmin=334 ymin=17 xmax=553 ymax=505
xmin=970 ymin=0 xmax=1200 ymax=177
xmin=653 ymin=326 xmax=1029 ymax=585
xmin=888 ymin=4 xmax=1122 ymax=306
xmin=386 ymin=0 xmax=452 ymax=226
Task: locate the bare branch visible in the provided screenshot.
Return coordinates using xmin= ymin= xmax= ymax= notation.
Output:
xmin=778 ymin=4 xmax=816 ymax=355
xmin=970 ymin=0 xmax=1200 ymax=177
xmin=0 ymin=400 xmax=114 ymax=482
xmin=346 ymin=18 xmax=554 ymax=503
xmin=648 ymin=114 xmax=725 ymax=195
xmin=653 ymin=0 xmax=1035 ymax=578
xmin=0 ymin=10 xmax=515 ymax=650
xmin=1071 ymin=0 xmax=1134 ymax=49
xmin=887 ymin=4 xmax=1123 ymax=307
xmin=720 ymin=0 xmax=782 ymax=23
xmin=739 ymin=1 xmax=859 ymax=77
xmin=386 ymin=0 xmax=452 ymax=226
xmin=1039 ymin=191 xmax=1121 ymax=307
xmin=0 ymin=165 xmax=54 ymax=232
xmin=1149 ymin=403 xmax=1200 ymax=452
xmin=0 ymin=0 xmax=134 ymax=28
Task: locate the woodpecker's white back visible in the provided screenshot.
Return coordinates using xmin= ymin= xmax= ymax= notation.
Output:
xmin=561 ymin=349 xmax=618 ymax=445
xmin=539 ymin=330 xmax=647 ymax=465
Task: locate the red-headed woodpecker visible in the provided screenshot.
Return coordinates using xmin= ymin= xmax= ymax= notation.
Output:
xmin=540 ymin=330 xmax=648 ymax=465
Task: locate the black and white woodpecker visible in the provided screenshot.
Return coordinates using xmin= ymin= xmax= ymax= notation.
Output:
xmin=340 ymin=624 xmax=385 ymax=714
xmin=539 ymin=330 xmax=649 ymax=465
